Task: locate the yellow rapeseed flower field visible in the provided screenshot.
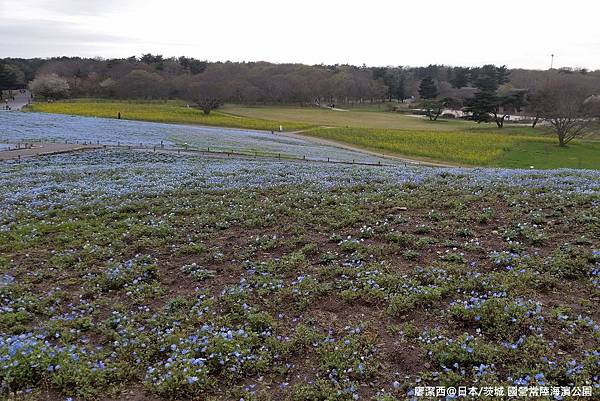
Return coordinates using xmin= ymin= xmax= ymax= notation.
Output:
xmin=30 ymin=100 xmax=312 ymax=132
xmin=303 ymin=127 xmax=552 ymax=166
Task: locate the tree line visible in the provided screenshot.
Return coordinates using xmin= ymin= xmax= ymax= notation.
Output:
xmin=3 ymin=55 xmax=598 ymax=104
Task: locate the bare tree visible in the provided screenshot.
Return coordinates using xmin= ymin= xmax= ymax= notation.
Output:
xmin=117 ymin=69 xmax=165 ymax=99
xmin=184 ymin=78 xmax=224 ymax=115
xmin=535 ymin=78 xmax=600 ymax=147
xmin=196 ymin=98 xmax=221 ymax=115
xmin=28 ymin=73 xmax=70 ymax=99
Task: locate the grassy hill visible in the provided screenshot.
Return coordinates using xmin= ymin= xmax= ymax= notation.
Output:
xmin=28 ymin=100 xmax=600 ymax=169
xmin=223 ymin=105 xmax=600 ymax=169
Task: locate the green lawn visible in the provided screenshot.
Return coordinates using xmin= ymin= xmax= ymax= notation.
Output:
xmin=495 ymin=140 xmax=600 ymax=169
xmin=222 ymin=104 xmax=476 ymax=131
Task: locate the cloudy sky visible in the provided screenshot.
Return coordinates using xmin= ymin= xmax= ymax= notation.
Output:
xmin=1 ymin=0 xmax=598 ymax=69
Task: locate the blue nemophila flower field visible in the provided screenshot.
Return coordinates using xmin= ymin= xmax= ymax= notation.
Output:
xmin=0 ymin=112 xmax=388 ymax=163
xmin=1 ymin=120 xmax=599 ymax=399
xmin=1 ymin=147 xmax=599 ymax=229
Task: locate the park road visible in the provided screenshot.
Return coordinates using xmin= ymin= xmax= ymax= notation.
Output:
xmin=1 ymin=89 xmax=31 ymax=111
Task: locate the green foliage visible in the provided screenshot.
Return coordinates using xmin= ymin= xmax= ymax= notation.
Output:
xmin=177 ymin=241 xmax=205 ymax=255
xmin=387 ymin=232 xmax=416 ymax=247
xmin=472 ymin=65 xmax=510 ymax=92
xmin=449 ymin=67 xmax=470 ymax=88
xmin=387 ymin=286 xmax=444 ymax=316
xmin=316 ymin=333 xmax=375 ymax=379
xmin=464 ymin=65 xmax=526 ymax=128
xmin=291 ymin=379 xmax=356 ymax=401
xmin=548 ymin=247 xmax=594 ymax=279
xmin=418 ymin=77 xmax=438 ymax=99
xmin=180 ymin=264 xmax=216 ymax=281
xmin=449 ymin=297 xmax=540 ymax=340
xmin=419 ymin=97 xmax=460 ymax=121
xmin=90 ymin=255 xmax=159 ymax=298
xmin=464 ymin=91 xmax=498 ymax=123
xmin=424 ymin=334 xmax=500 ymax=369
xmin=0 ymin=63 xmax=18 ymax=90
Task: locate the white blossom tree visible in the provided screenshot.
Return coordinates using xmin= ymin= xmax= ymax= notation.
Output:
xmin=28 ymin=73 xmax=70 ymax=99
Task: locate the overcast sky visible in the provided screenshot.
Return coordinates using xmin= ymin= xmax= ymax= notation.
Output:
xmin=1 ymin=0 xmax=598 ymax=70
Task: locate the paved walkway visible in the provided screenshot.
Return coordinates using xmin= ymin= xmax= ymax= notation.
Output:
xmin=1 ymin=90 xmax=32 ymax=111
xmin=0 ymin=143 xmax=102 ymax=161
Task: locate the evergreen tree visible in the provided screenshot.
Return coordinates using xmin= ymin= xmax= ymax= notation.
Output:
xmin=420 ymin=97 xmax=460 ymax=121
xmin=0 ymin=63 xmax=17 ymax=91
xmin=394 ymin=73 xmax=407 ymax=102
xmin=449 ymin=67 xmax=470 ymax=88
xmin=418 ymin=77 xmax=438 ymax=99
xmin=472 ymin=65 xmax=510 ymax=92
xmin=464 ymin=65 xmax=519 ymax=128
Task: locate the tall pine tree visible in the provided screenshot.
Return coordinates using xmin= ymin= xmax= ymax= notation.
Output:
xmin=418 ymin=77 xmax=438 ymax=99
xmin=464 ymin=65 xmax=522 ymax=128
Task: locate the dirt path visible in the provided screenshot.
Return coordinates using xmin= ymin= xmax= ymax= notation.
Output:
xmin=0 ymin=143 xmax=103 ymax=161
xmin=317 ymin=104 xmax=349 ymax=112
xmin=281 ymin=130 xmax=460 ymax=168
